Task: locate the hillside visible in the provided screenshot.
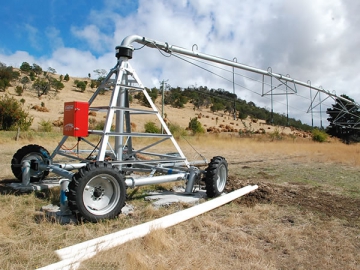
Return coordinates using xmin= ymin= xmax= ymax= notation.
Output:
xmin=0 ymin=67 xmax=309 ymax=138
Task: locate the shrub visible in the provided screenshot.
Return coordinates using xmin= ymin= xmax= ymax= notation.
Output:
xmin=15 ymin=85 xmax=23 ymax=96
xmin=51 ymin=79 xmax=64 ymax=91
xmin=0 ymin=65 xmax=15 ymax=91
xmin=88 ymin=117 xmax=97 ymax=129
xmin=90 ymin=80 xmax=97 ymax=89
xmin=188 ymin=117 xmax=205 ymax=135
xmin=238 ymin=120 xmax=257 ymax=137
xmin=269 ymin=128 xmax=283 ymax=141
xmin=169 ymin=123 xmax=187 ymax=139
xmin=39 ymin=119 xmax=52 ymax=132
xmin=75 ymin=81 xmax=87 ymax=92
xmin=0 ymin=95 xmax=33 ymax=130
xmin=312 ymin=129 xmax=328 ymax=142
xmin=144 ymin=121 xmax=161 ymax=133
xmin=20 ymin=62 xmax=31 ymax=72
xmin=29 ymin=71 xmax=36 ymax=81
xmin=93 ymin=120 xmax=115 ymax=131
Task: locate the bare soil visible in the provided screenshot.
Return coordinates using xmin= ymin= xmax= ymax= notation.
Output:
xmin=228 ymin=179 xmax=360 ymax=225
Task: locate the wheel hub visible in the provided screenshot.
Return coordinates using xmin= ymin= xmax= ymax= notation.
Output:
xmin=92 ymin=186 xmax=105 ymax=200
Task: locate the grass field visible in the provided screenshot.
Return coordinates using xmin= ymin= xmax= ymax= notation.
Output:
xmin=0 ymin=133 xmax=359 ymax=269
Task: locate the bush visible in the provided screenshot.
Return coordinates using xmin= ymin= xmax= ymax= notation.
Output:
xmin=0 ymin=95 xmax=33 ymax=130
xmin=312 ymin=129 xmax=328 ymax=142
xmin=93 ymin=120 xmax=115 ymax=131
xmin=169 ymin=123 xmax=187 ymax=139
xmin=269 ymin=128 xmax=283 ymax=141
xmin=188 ymin=117 xmax=205 ymax=135
xmin=20 ymin=62 xmax=31 ymax=72
xmin=39 ymin=119 xmax=52 ymax=132
xmin=76 ymin=81 xmax=87 ymax=92
xmin=88 ymin=117 xmax=97 ymax=129
xmin=144 ymin=121 xmax=161 ymax=133
xmin=15 ymin=85 xmax=23 ymax=96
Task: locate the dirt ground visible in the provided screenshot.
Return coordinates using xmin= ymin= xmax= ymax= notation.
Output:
xmin=223 ymin=152 xmax=360 ymax=226
xmin=227 ymin=179 xmax=360 ymax=225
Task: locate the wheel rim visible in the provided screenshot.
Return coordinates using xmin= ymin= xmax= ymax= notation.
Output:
xmin=22 ymin=152 xmax=46 ymax=178
xmin=82 ymin=174 xmax=121 ymax=215
xmin=216 ymin=163 xmax=227 ymax=192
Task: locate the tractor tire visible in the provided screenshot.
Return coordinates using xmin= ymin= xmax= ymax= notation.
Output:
xmin=67 ymin=162 xmax=126 ymax=222
xmin=205 ymin=156 xmax=228 ymax=198
xmin=11 ymin=144 xmax=50 ymax=182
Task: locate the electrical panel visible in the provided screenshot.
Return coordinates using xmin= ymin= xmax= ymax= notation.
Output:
xmin=63 ymin=101 xmax=89 ymax=137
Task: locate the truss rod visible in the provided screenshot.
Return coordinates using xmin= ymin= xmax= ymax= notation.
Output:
xmin=120 ymin=35 xmax=356 ymax=107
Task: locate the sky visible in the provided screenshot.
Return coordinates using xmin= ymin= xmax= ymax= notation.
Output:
xmin=1 ymin=0 xmax=359 ymax=127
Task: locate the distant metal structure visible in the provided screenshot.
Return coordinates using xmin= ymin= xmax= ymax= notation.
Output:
xmin=119 ymin=35 xmax=359 ymax=129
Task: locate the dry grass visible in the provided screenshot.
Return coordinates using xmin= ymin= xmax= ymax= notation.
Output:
xmin=0 ymin=134 xmax=360 ymax=269
xmin=79 ymin=203 xmax=359 ymax=270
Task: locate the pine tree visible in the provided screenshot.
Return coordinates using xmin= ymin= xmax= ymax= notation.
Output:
xmin=326 ymin=94 xmax=360 ymax=143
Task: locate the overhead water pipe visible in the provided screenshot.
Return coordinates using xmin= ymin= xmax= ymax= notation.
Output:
xmin=119 ymin=35 xmax=356 ymax=106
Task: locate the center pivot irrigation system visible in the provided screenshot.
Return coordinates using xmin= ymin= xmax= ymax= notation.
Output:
xmin=10 ymin=35 xmax=357 ymax=223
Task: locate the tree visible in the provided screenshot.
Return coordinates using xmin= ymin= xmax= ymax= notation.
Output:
xmin=188 ymin=117 xmax=205 ymax=135
xmin=20 ymin=76 xmax=30 ymax=90
xmin=64 ymin=74 xmax=70 ymax=81
xmin=0 ymin=95 xmax=33 ymax=130
xmin=147 ymin=87 xmax=158 ymax=102
xmin=0 ymin=66 xmax=13 ymax=91
xmin=76 ymin=81 xmax=87 ymax=92
xmin=29 ymin=71 xmax=36 ymax=81
xmin=144 ymin=121 xmax=161 ymax=133
xmin=15 ymin=85 xmax=23 ymax=96
xmin=93 ymin=69 xmax=107 ymax=78
xmin=326 ymin=94 xmax=360 ymax=144
xmin=164 ymin=87 xmax=188 ymax=108
xmin=32 ymin=63 xmax=42 ymax=75
xmin=51 ymin=78 xmax=65 ymax=92
xmin=47 ymin=67 xmax=57 ymax=74
xmin=33 ymin=78 xmax=50 ymax=97
xmin=20 ymin=62 xmax=32 ymax=72
xmin=210 ymin=102 xmax=225 ymax=113
xmin=134 ymin=91 xmax=151 ymax=107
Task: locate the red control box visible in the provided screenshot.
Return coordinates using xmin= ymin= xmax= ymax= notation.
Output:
xmin=63 ymin=101 xmax=89 ymax=137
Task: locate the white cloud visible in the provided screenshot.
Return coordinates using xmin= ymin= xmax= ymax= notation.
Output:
xmin=0 ymin=51 xmax=36 ymax=68
xmin=46 ymin=26 xmax=64 ymax=50
xmin=3 ymin=0 xmax=360 ymax=126
xmin=71 ymin=24 xmax=113 ymax=53
xmin=24 ymin=24 xmax=42 ymax=51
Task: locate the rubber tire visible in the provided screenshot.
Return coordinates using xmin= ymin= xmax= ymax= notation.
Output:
xmin=11 ymin=144 xmax=50 ymax=182
xmin=205 ymin=156 xmax=228 ymax=198
xmin=67 ymin=162 xmax=126 ymax=223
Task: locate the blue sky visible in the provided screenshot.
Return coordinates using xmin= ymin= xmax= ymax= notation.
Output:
xmin=1 ymin=0 xmax=360 ymax=126
xmin=0 ymin=0 xmax=138 ymax=57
